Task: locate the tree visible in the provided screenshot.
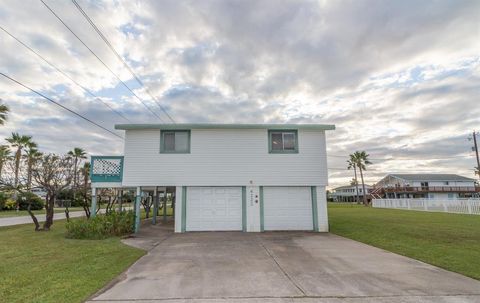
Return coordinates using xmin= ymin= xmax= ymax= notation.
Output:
xmin=67 ymin=147 xmax=87 ymax=191
xmin=79 ymin=162 xmax=91 ymax=218
xmin=24 ymin=144 xmax=42 ymax=190
xmin=6 ymin=133 xmax=34 ymax=207
xmin=352 ymin=151 xmax=372 ymax=206
xmin=0 ymin=145 xmax=11 ymax=178
xmin=0 ymin=102 xmax=9 ymax=125
xmin=347 ymin=157 xmax=360 ymax=204
xmin=32 ymin=154 xmax=73 ymax=230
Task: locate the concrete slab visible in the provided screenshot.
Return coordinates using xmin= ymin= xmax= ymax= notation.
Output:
xmin=88 ymin=227 xmax=480 ymax=303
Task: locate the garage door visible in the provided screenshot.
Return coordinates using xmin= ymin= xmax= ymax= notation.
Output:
xmin=186 ymin=187 xmax=243 ymax=231
xmin=263 ymin=186 xmax=313 ymax=230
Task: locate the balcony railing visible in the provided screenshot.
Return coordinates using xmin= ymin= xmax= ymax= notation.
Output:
xmin=380 ymin=186 xmax=480 ymax=193
xmin=90 ymin=156 xmax=124 ymax=183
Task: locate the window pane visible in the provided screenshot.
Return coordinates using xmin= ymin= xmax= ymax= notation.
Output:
xmin=271 ymin=133 xmax=283 ymax=150
xmin=175 ymin=132 xmax=189 ymax=152
xmin=164 ymin=132 xmax=175 ymax=151
xmin=283 ymin=133 xmax=295 ymax=150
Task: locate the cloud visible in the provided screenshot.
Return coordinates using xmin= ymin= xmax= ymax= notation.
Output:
xmin=0 ymin=0 xmax=479 ymax=187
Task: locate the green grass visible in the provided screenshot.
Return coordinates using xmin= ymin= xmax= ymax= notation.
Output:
xmin=328 ymin=203 xmax=480 ymax=280
xmin=0 ymin=207 xmax=85 ymax=218
xmin=0 ymin=220 xmax=145 ymax=303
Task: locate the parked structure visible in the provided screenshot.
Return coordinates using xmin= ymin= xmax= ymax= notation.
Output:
xmin=90 ymin=123 xmax=335 ymax=233
xmin=371 ymin=174 xmax=479 ymax=199
xmin=331 ymin=184 xmax=372 ymax=202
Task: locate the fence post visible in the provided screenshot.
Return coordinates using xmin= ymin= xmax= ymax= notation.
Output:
xmin=467 ymin=201 xmax=472 ymax=214
xmin=407 ymin=199 xmax=411 ymax=210
xmin=443 ymin=201 xmax=447 ymax=213
xmin=423 ymin=199 xmax=428 ymax=211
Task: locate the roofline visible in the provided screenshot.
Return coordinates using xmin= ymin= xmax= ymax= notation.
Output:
xmin=114 ymin=123 xmax=336 ymax=131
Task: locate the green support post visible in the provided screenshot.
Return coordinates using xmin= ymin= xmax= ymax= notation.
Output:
xmin=152 ymin=187 xmax=159 ymax=225
xmin=134 ymin=187 xmax=141 ymax=233
xmin=163 ymin=191 xmax=167 ymax=223
xmin=91 ymin=187 xmax=97 ymax=218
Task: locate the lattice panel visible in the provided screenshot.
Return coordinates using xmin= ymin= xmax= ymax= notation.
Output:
xmin=93 ymin=158 xmax=122 ymax=176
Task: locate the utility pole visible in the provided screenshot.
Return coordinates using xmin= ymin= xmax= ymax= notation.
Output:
xmin=472 ymin=131 xmax=480 ymax=177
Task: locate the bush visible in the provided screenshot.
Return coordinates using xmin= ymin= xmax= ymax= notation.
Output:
xmin=17 ymin=192 xmax=44 ymax=210
xmin=65 ymin=211 xmax=135 ymax=239
xmin=3 ymin=199 xmax=16 ymax=210
xmin=0 ymin=192 xmax=8 ymax=210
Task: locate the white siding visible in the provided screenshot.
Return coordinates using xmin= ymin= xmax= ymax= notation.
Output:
xmin=122 ymin=129 xmax=328 ymax=186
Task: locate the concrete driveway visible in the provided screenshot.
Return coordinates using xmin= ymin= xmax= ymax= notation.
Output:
xmin=88 ymin=223 xmax=480 ymax=303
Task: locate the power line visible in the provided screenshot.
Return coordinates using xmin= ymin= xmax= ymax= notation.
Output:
xmin=40 ymin=0 xmax=164 ymax=121
xmin=71 ymin=0 xmax=175 ymax=123
xmin=0 ymin=72 xmax=123 ymax=140
xmin=327 ymin=154 xmax=472 ymax=161
xmin=0 ymin=25 xmax=132 ymax=123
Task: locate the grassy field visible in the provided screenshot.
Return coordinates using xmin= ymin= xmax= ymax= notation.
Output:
xmin=328 ymin=203 xmax=480 ymax=280
xmin=0 ymin=220 xmax=145 ymax=303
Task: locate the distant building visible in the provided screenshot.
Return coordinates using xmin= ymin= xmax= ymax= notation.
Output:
xmin=371 ymin=174 xmax=479 ymax=199
xmin=331 ymin=184 xmax=373 ymax=202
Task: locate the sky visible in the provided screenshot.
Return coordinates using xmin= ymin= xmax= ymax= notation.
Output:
xmin=0 ymin=0 xmax=479 ymax=188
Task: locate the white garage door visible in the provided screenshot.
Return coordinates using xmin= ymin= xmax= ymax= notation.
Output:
xmin=186 ymin=187 xmax=243 ymax=231
xmin=263 ymin=186 xmax=313 ymax=231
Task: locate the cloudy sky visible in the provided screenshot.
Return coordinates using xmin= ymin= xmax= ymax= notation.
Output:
xmin=0 ymin=0 xmax=479 ymax=187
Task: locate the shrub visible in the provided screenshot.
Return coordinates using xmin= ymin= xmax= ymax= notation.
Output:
xmin=0 ymin=192 xmax=8 ymax=210
xmin=65 ymin=211 xmax=135 ymax=239
xmin=3 ymin=199 xmax=16 ymax=210
xmin=17 ymin=192 xmax=44 ymax=210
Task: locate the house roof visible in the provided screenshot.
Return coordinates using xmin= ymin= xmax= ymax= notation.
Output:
xmin=388 ymin=174 xmax=475 ymax=182
xmin=115 ymin=123 xmax=336 ymax=131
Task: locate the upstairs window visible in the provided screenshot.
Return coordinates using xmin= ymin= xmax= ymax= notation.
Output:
xmin=268 ymin=130 xmax=298 ymax=153
xmin=160 ymin=130 xmax=190 ymax=153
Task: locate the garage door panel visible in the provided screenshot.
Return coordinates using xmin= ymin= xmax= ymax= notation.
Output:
xmin=186 ymin=186 xmax=242 ymax=231
xmin=264 ymin=186 xmax=313 ymax=231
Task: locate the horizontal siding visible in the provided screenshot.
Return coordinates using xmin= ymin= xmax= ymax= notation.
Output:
xmin=122 ymin=129 xmax=328 ymax=186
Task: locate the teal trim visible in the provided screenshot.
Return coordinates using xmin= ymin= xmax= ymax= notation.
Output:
xmin=91 ymin=190 xmax=97 ymax=218
xmin=134 ymin=190 xmax=141 ymax=233
xmin=160 ymin=130 xmax=191 ymax=154
xmin=90 ymin=156 xmax=124 ymax=183
xmin=259 ymin=186 xmax=264 ymax=232
xmin=311 ymin=186 xmax=319 ymax=232
xmin=115 ymin=123 xmax=335 ymax=131
xmin=163 ymin=193 xmax=167 ymax=223
xmin=181 ymin=186 xmax=187 ymax=232
xmin=268 ymin=129 xmax=299 ymax=154
xmin=242 ymin=186 xmax=247 ymax=232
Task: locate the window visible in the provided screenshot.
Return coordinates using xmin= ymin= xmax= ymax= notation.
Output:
xmin=443 ymin=181 xmax=449 ymax=185
xmin=160 ymin=130 xmax=190 ymax=153
xmin=268 ymin=130 xmax=298 ymax=153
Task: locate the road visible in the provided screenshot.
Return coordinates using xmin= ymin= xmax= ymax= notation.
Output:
xmin=0 ymin=208 xmax=132 ymax=227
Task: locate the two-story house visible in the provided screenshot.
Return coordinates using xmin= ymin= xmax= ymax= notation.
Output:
xmin=331 ymin=184 xmax=373 ymax=202
xmin=90 ymin=123 xmax=335 ymax=233
xmin=371 ymin=174 xmax=479 ymax=199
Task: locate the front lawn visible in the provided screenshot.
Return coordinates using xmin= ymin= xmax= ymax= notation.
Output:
xmin=328 ymin=203 xmax=480 ymax=280
xmin=0 ymin=220 xmax=145 ymax=303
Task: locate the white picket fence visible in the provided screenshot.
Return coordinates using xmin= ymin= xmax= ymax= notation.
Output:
xmin=372 ymin=198 xmax=480 ymax=215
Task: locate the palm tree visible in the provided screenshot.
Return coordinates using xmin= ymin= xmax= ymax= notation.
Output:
xmin=0 ymin=145 xmax=11 ymax=178
xmin=0 ymin=102 xmax=9 ymax=125
xmin=352 ymin=151 xmax=372 ymax=206
xmin=67 ymin=147 xmax=87 ymax=193
xmin=347 ymin=157 xmax=360 ymax=204
xmin=6 ymin=133 xmax=34 ymax=204
xmin=24 ymin=144 xmax=42 ymax=189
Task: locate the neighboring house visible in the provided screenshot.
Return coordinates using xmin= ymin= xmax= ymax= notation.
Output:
xmin=371 ymin=174 xmax=479 ymax=199
xmin=331 ymin=184 xmax=372 ymax=202
xmin=31 ymin=186 xmax=47 ymax=199
xmin=90 ymin=123 xmax=335 ymax=233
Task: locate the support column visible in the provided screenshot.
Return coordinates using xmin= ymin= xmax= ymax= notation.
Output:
xmin=152 ymin=187 xmax=159 ymax=225
xmin=91 ymin=187 xmax=97 ymax=218
xmin=134 ymin=187 xmax=141 ymax=233
xmin=163 ymin=190 xmax=167 ymax=223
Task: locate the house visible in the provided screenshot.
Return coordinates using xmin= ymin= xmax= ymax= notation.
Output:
xmin=331 ymin=184 xmax=373 ymax=202
xmin=90 ymin=123 xmax=335 ymax=233
xmin=371 ymin=174 xmax=479 ymax=199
